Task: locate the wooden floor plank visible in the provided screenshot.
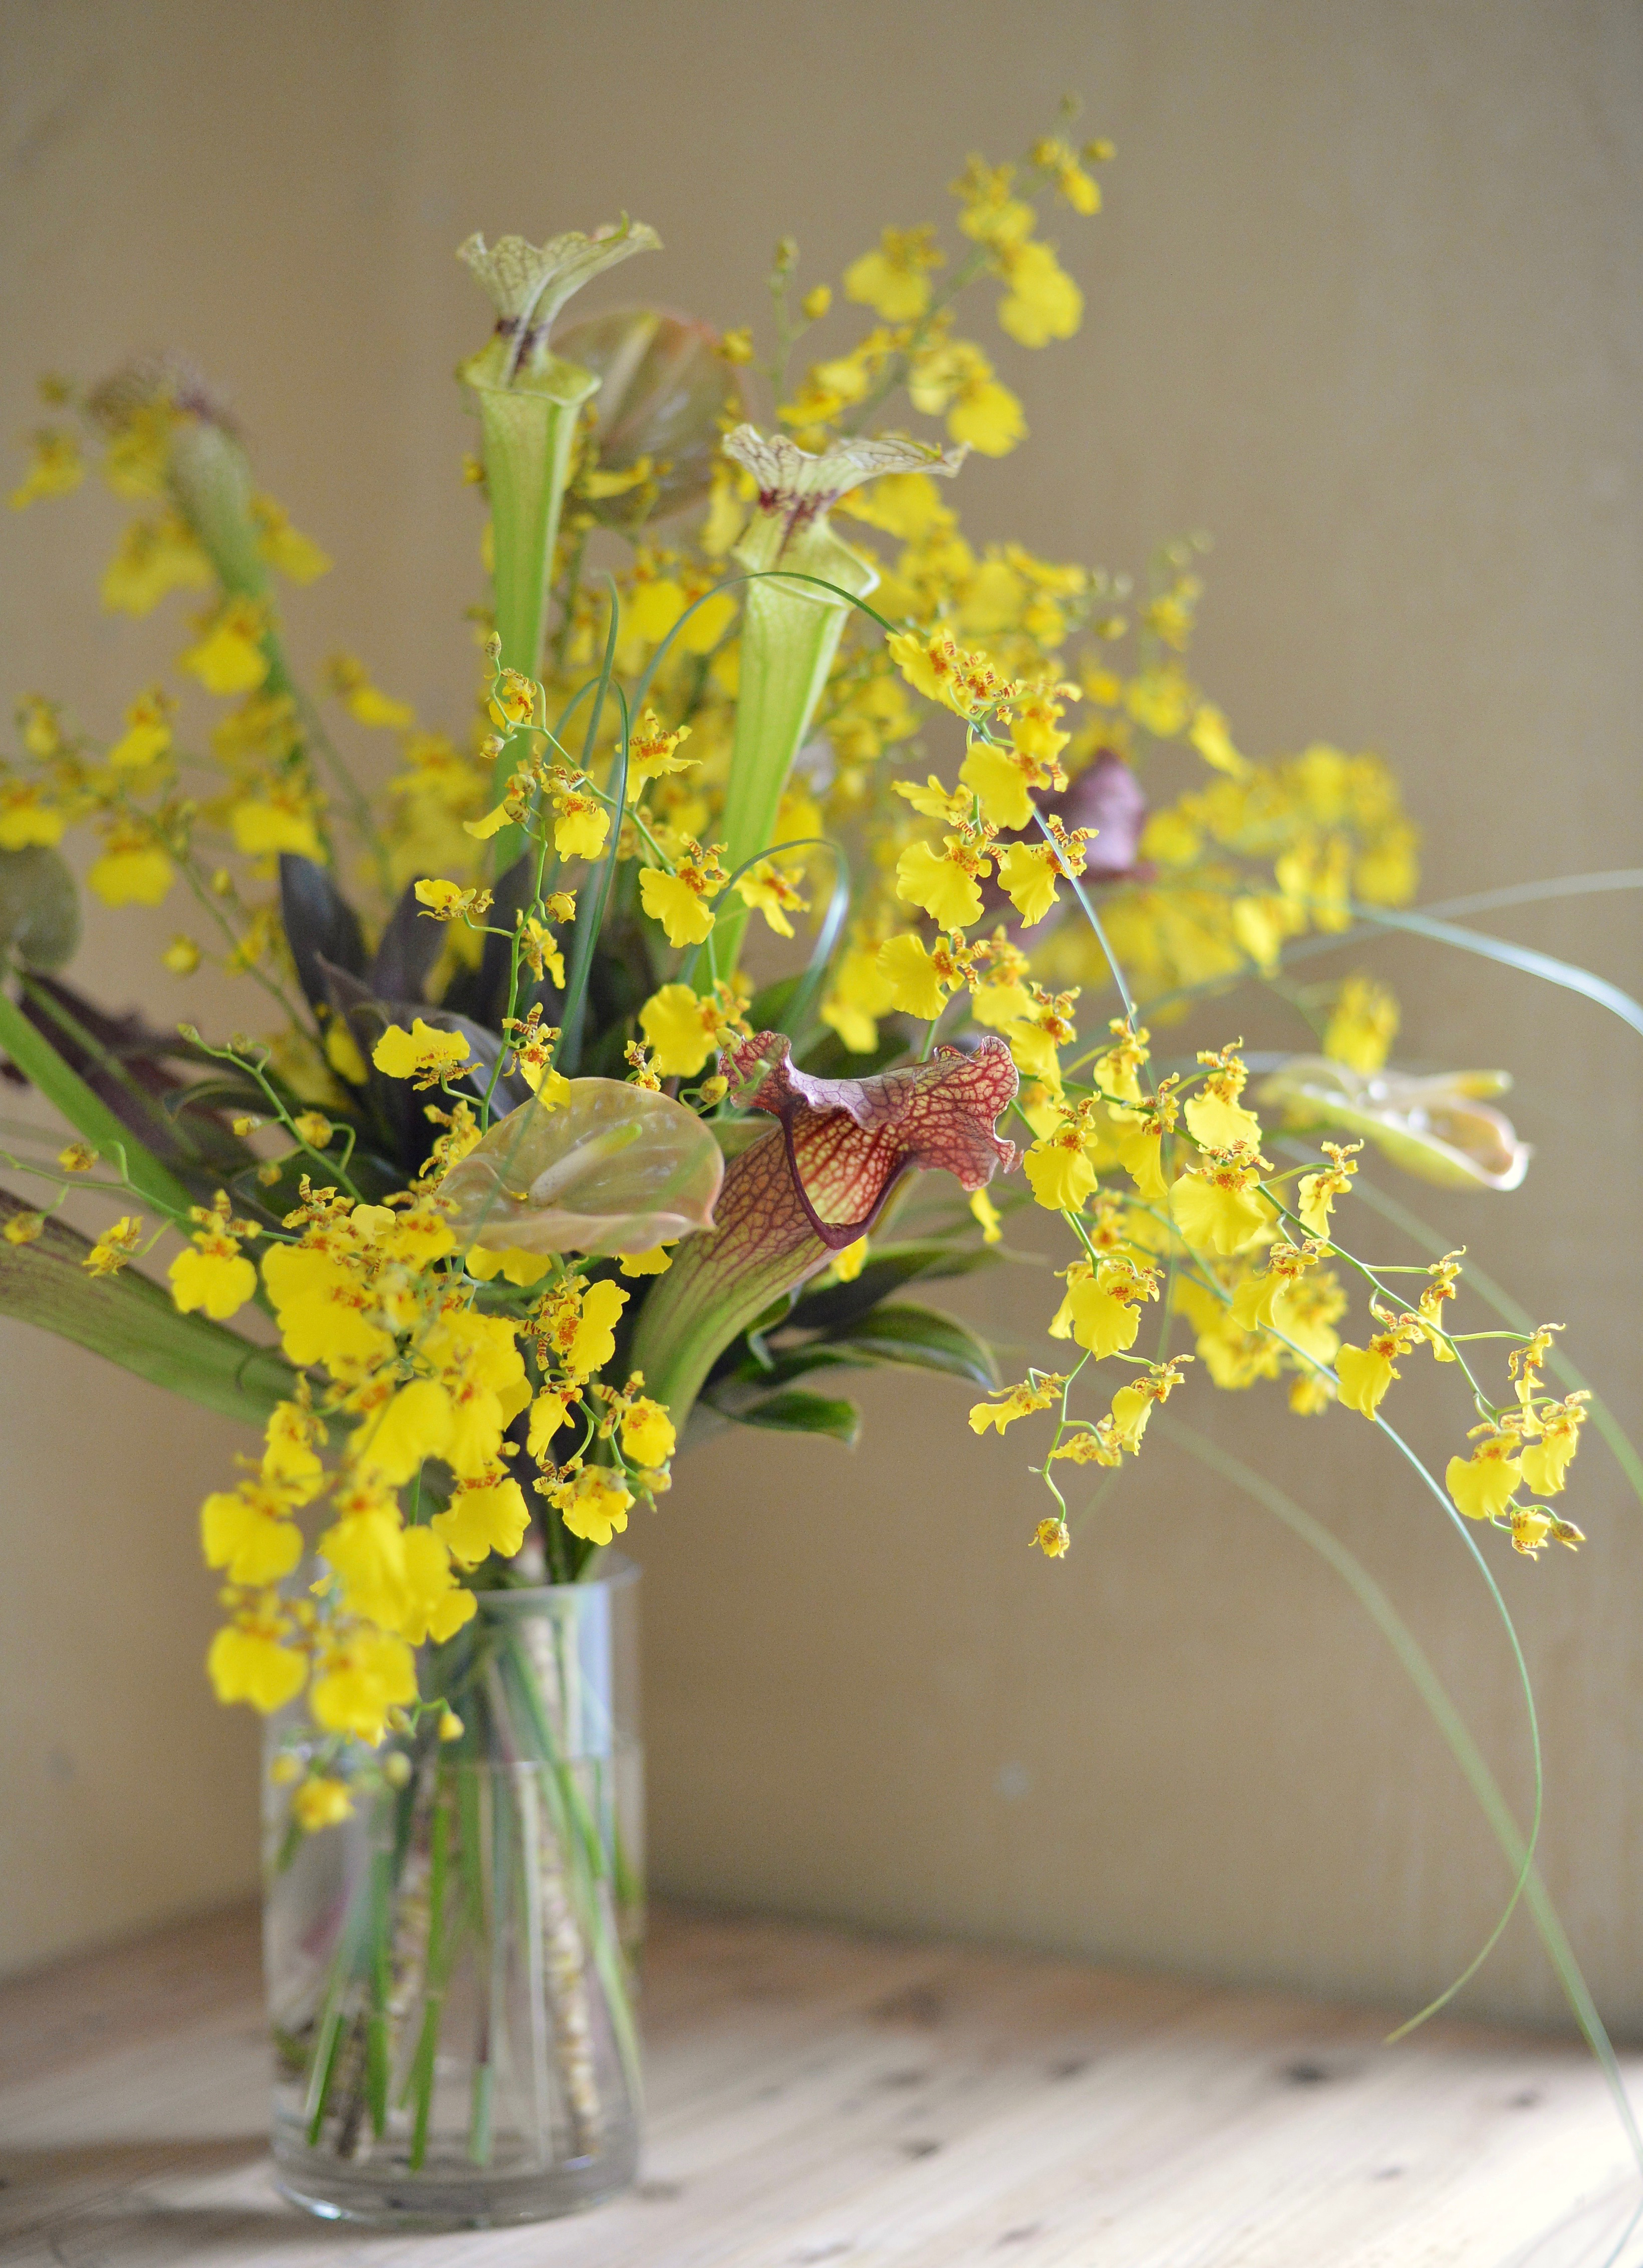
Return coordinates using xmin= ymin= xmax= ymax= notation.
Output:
xmin=1 ymin=1901 xmax=1638 ymax=2266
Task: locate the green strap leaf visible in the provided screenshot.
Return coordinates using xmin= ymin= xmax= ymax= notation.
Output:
xmin=1349 ymin=902 xmax=1643 ymax=1043
xmin=1117 ymin=870 xmax=1643 ymax=1029
xmin=725 ymin=1387 xmax=860 ymax=1446
xmin=0 ymin=986 xmax=193 ymax=1219
xmin=0 ymin=1189 xmax=293 ymax=1426
xmin=828 ymin=1300 xmax=1000 ymax=1389
xmin=788 ymin=1239 xmax=1001 ymax=1334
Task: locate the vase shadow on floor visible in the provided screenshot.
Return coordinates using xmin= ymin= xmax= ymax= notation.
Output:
xmin=0 ymin=2137 xmax=341 ymax=2258
xmin=0 ymin=2135 xmax=267 ymax=2190
xmin=10 ymin=2204 xmax=346 ymax=2266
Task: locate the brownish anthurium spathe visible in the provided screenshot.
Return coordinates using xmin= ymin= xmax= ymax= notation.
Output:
xmin=630 ymin=1031 xmax=1019 ymax=1425
xmin=1256 ymin=1056 xmax=1531 ymax=1191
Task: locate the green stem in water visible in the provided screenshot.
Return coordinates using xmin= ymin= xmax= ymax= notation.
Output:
xmin=406 ymin=1789 xmax=452 ymax=2170
xmin=364 ymin=1844 xmax=393 ymax=2139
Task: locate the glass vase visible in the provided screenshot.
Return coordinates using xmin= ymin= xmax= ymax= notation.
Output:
xmin=263 ymin=1560 xmax=643 ymax=2229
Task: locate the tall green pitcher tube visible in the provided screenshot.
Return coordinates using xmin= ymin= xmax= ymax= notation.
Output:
xmin=709 ymin=425 xmax=966 ymax=979
xmin=457 ymin=222 xmax=661 ymax=864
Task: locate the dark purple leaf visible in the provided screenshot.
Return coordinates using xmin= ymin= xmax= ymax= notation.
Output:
xmin=280 ymin=854 xmax=366 ymax=1020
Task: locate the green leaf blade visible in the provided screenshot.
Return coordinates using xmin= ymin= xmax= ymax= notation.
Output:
xmin=0 ymin=1190 xmax=291 ymax=1427
xmin=828 ymin=1300 xmax=1000 ymax=1390
xmin=0 ymin=988 xmax=193 ymax=1220
xmin=725 ymin=1387 xmax=860 ymax=1446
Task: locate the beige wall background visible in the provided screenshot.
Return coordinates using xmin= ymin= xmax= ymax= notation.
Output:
xmin=4 ymin=0 xmax=1642 ymax=2037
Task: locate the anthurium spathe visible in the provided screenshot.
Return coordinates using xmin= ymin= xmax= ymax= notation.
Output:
xmin=436 ymin=1078 xmax=724 ymax=1259
xmin=630 ymin=1030 xmax=1018 ymax=1424
xmin=1257 ymin=1057 xmax=1530 ymax=1193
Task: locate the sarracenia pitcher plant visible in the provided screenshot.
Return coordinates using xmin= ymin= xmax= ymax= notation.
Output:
xmin=3 ymin=122 xmax=1637 ymax=2151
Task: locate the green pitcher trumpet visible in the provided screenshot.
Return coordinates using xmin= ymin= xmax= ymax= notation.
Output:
xmin=458 ymin=221 xmax=661 ymax=781
xmin=707 ymin=425 xmax=966 ymax=980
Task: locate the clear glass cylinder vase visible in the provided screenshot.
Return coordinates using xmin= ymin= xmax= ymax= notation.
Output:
xmin=263 ymin=1560 xmax=643 ymax=2228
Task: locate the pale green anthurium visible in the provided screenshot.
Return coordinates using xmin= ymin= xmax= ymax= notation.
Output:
xmin=458 ymin=222 xmax=661 ymax=700
xmin=707 ymin=425 xmax=966 ymax=980
xmin=436 ymin=1076 xmax=722 ymax=1260
xmin=1257 ymin=1055 xmax=1530 ymax=1191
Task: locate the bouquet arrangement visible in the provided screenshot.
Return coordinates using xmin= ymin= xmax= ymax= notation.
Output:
xmin=2 ymin=122 xmax=1624 ymax=2220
